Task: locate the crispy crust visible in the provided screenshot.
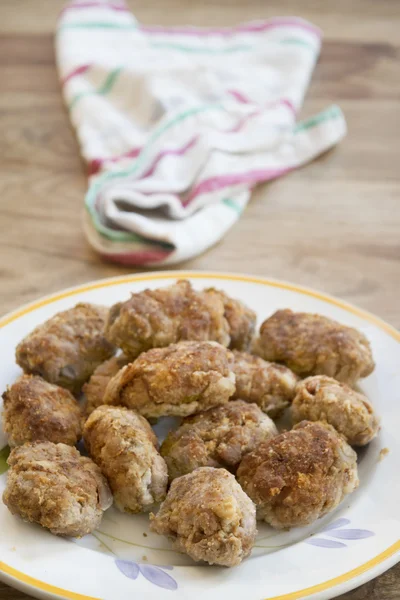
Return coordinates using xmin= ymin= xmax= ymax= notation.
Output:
xmin=237 ymin=420 xmax=359 ymax=529
xmin=161 ymin=400 xmax=277 ymax=480
xmin=3 ymin=442 xmax=112 ymax=537
xmin=204 ymin=288 xmax=256 ymax=350
xmin=292 ymin=376 xmax=380 ymax=446
xmin=150 ymin=467 xmax=257 ymax=566
xmin=103 ymin=341 xmax=236 ymax=418
xmin=2 ymin=374 xmax=82 ymax=447
xmin=83 ymin=354 xmax=129 ymax=415
xmin=253 ymin=309 xmax=375 ymax=386
xmin=83 ymin=406 xmax=168 ymax=513
xmin=105 ymin=280 xmax=230 ymax=359
xmin=15 ymin=303 xmax=115 ymax=394
xmin=231 ymin=351 xmax=299 ymax=417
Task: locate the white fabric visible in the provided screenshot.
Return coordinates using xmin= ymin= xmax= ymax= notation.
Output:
xmin=56 ymin=3 xmax=346 ymax=265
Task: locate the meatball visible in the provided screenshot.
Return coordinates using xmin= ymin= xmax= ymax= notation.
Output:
xmin=16 ymin=303 xmax=115 ymax=394
xmin=204 ymin=288 xmax=256 ymax=350
xmin=83 ymin=354 xmax=129 ymax=415
xmin=83 ymin=406 xmax=168 ymax=513
xmin=3 ymin=442 xmax=112 ymax=537
xmin=237 ymin=420 xmax=358 ymax=529
xmin=2 ymin=374 xmax=81 ymax=447
xmin=292 ymin=376 xmax=380 ymax=446
xmin=253 ymin=309 xmax=374 ymax=386
xmin=161 ymin=400 xmax=277 ymax=480
xmin=105 ymin=280 xmax=230 ymax=359
xmin=150 ymin=467 xmax=257 ymax=567
xmin=231 ymin=351 xmax=299 ymax=417
xmin=103 ymin=341 xmax=235 ymax=418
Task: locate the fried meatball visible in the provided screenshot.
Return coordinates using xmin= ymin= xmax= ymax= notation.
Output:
xmin=161 ymin=400 xmax=277 ymax=480
xmin=83 ymin=354 xmax=129 ymax=415
xmin=3 ymin=442 xmax=112 ymax=537
xmin=253 ymin=309 xmax=374 ymax=386
xmin=16 ymin=303 xmax=116 ymax=394
xmin=2 ymin=374 xmax=81 ymax=447
xmin=83 ymin=406 xmax=168 ymax=513
xmin=237 ymin=420 xmax=358 ymax=529
xmin=231 ymin=351 xmax=299 ymax=417
xmin=105 ymin=280 xmax=230 ymax=359
xmin=204 ymin=288 xmax=256 ymax=350
xmin=103 ymin=341 xmax=235 ymax=418
xmin=150 ymin=467 xmax=256 ymax=566
xmin=292 ymin=376 xmax=380 ymax=446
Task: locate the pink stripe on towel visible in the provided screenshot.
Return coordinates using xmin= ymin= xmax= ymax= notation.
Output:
xmin=227 ymin=89 xmax=252 ymax=104
xmin=101 ymin=249 xmax=173 ymax=265
xmin=88 ymin=147 xmax=142 ymax=175
xmin=61 ymin=64 xmax=91 ymax=87
xmin=140 ymin=137 xmax=198 ymax=179
xmin=183 ymin=166 xmax=291 ymax=205
xmin=141 ymin=18 xmax=321 ymax=39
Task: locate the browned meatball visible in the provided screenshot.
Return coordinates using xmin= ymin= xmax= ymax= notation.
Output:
xmin=292 ymin=376 xmax=380 ymax=446
xmin=83 ymin=354 xmax=129 ymax=415
xmin=253 ymin=309 xmax=374 ymax=386
xmin=83 ymin=406 xmax=167 ymax=513
xmin=237 ymin=421 xmax=358 ymax=529
xmin=231 ymin=351 xmax=299 ymax=417
xmin=105 ymin=280 xmax=230 ymax=359
xmin=2 ymin=374 xmax=81 ymax=447
xmin=150 ymin=467 xmax=256 ymax=566
xmin=204 ymin=288 xmax=256 ymax=350
xmin=103 ymin=341 xmax=235 ymax=418
xmin=161 ymin=400 xmax=277 ymax=481
xmin=3 ymin=442 xmax=112 ymax=537
xmin=16 ymin=303 xmax=115 ymax=394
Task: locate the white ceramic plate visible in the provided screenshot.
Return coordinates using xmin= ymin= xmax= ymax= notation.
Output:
xmin=0 ymin=271 xmax=399 ymax=600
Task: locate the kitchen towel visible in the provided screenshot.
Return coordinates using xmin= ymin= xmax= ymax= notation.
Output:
xmin=56 ymin=1 xmax=346 ymax=265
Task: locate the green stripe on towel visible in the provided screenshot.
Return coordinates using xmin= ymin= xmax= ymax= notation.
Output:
xmin=68 ymin=67 xmax=122 ymax=110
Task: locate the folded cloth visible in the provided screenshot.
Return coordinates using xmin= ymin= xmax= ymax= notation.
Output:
xmin=55 ymin=1 xmax=346 ymax=266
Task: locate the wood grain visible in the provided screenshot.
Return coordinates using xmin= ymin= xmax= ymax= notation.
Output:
xmin=0 ymin=1 xmax=399 ymax=598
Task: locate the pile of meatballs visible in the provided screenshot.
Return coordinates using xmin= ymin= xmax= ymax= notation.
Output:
xmin=1 ymin=280 xmax=379 ymax=567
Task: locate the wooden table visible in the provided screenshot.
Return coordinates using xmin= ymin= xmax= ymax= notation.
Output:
xmin=0 ymin=1 xmax=399 ymax=598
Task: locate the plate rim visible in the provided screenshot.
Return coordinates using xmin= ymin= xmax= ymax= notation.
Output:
xmin=1 ymin=270 xmax=399 ymax=342
xmin=0 ymin=269 xmax=399 ymax=600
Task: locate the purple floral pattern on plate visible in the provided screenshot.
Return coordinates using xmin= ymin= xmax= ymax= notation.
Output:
xmin=305 ymin=518 xmax=374 ymax=549
xmin=116 ymin=559 xmax=178 ymax=590
xmin=306 ymin=538 xmax=347 ymax=549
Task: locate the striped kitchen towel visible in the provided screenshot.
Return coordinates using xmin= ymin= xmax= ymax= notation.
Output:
xmin=55 ymin=1 xmax=346 ymax=265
